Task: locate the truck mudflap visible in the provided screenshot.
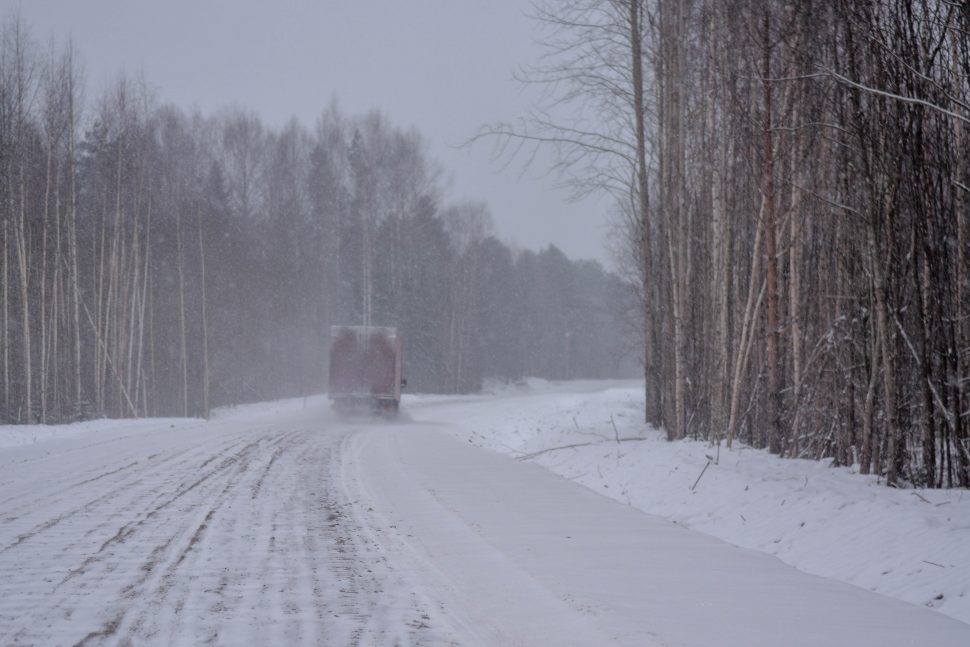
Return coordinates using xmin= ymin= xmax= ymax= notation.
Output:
xmin=374 ymin=398 xmax=400 ymax=416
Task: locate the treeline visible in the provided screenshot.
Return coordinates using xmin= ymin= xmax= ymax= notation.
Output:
xmin=0 ymin=15 xmax=629 ymax=423
xmin=511 ymin=1 xmax=969 ymax=487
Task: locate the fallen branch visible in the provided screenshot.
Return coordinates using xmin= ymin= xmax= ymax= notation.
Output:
xmin=80 ymin=296 xmax=137 ymax=418
xmin=517 ymin=442 xmax=596 ymax=460
xmin=691 ymin=460 xmax=712 ymax=491
xmin=516 ymin=437 xmax=646 ymax=461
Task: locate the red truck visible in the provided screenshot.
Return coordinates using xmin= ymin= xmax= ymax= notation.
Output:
xmin=328 ymin=326 xmax=404 ymax=415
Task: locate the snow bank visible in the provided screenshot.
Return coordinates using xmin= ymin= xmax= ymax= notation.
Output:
xmin=418 ymin=380 xmax=970 ymax=626
xmin=210 ymin=394 xmax=329 ymax=422
xmin=0 ymin=393 xmax=324 ymax=452
xmin=0 ymin=417 xmax=195 ymax=450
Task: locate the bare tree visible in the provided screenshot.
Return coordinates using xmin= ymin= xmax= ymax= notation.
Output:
xmin=475 ymin=0 xmax=658 ymax=420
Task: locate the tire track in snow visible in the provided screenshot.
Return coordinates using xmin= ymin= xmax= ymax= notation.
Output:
xmin=118 ymin=443 xmax=267 ymax=644
xmin=58 ymin=438 xmax=260 ymax=587
xmin=62 ymin=434 xmax=272 ymax=646
xmin=1 ymin=413 xmax=449 ymax=646
xmin=0 ymin=434 xmax=241 ymax=532
xmin=0 ymin=431 xmax=265 ymax=645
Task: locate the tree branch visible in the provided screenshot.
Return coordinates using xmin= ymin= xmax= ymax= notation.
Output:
xmin=821 ymin=68 xmax=970 ymax=124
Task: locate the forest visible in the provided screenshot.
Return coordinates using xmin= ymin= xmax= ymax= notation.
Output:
xmin=0 ymin=14 xmax=631 ymax=425
xmin=5 ymin=0 xmax=970 ymax=491
xmin=493 ymin=0 xmax=969 ymax=488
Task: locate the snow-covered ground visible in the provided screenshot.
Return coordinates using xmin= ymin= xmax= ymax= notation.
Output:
xmin=0 ymin=399 xmax=449 ymax=646
xmin=414 ymin=379 xmax=970 ymax=625
xmin=1 ymin=381 xmax=968 ymax=646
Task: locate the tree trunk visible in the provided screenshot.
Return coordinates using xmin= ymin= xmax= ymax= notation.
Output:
xmin=176 ymin=202 xmax=189 ymax=417
xmin=67 ymin=64 xmax=83 ymax=418
xmin=952 ymin=24 xmax=970 ymax=486
xmin=870 ymin=183 xmax=899 ymax=483
xmin=16 ymin=166 xmax=33 ymax=423
xmin=134 ymin=200 xmax=151 ymax=414
xmin=916 ymin=246 xmax=936 ymax=486
xmin=726 ymin=217 xmax=767 ymax=449
xmin=3 ymin=219 xmax=9 ymax=416
xmin=708 ymin=7 xmax=731 ymax=443
xmin=41 ymin=133 xmax=52 ymax=423
xmin=197 ymin=208 xmax=210 ymax=418
xmin=630 ymin=0 xmax=655 ymax=426
xmin=787 ymin=111 xmax=805 ymax=457
xmin=861 ymin=325 xmax=879 ymax=475
xmin=660 ymin=0 xmax=688 ymax=440
xmin=761 ymin=7 xmax=782 ymax=454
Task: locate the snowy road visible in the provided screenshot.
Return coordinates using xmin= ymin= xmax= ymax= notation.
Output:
xmin=2 ymin=390 xmax=969 ymax=646
xmin=0 ymin=404 xmax=447 ymax=646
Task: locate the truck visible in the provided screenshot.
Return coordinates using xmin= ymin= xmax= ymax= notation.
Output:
xmin=327 ymin=325 xmax=404 ymax=416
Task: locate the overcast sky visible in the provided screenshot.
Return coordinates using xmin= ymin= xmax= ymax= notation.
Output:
xmin=5 ymin=0 xmax=613 ymax=265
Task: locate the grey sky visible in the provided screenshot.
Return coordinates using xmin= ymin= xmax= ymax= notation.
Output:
xmin=7 ymin=0 xmax=612 ymax=265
